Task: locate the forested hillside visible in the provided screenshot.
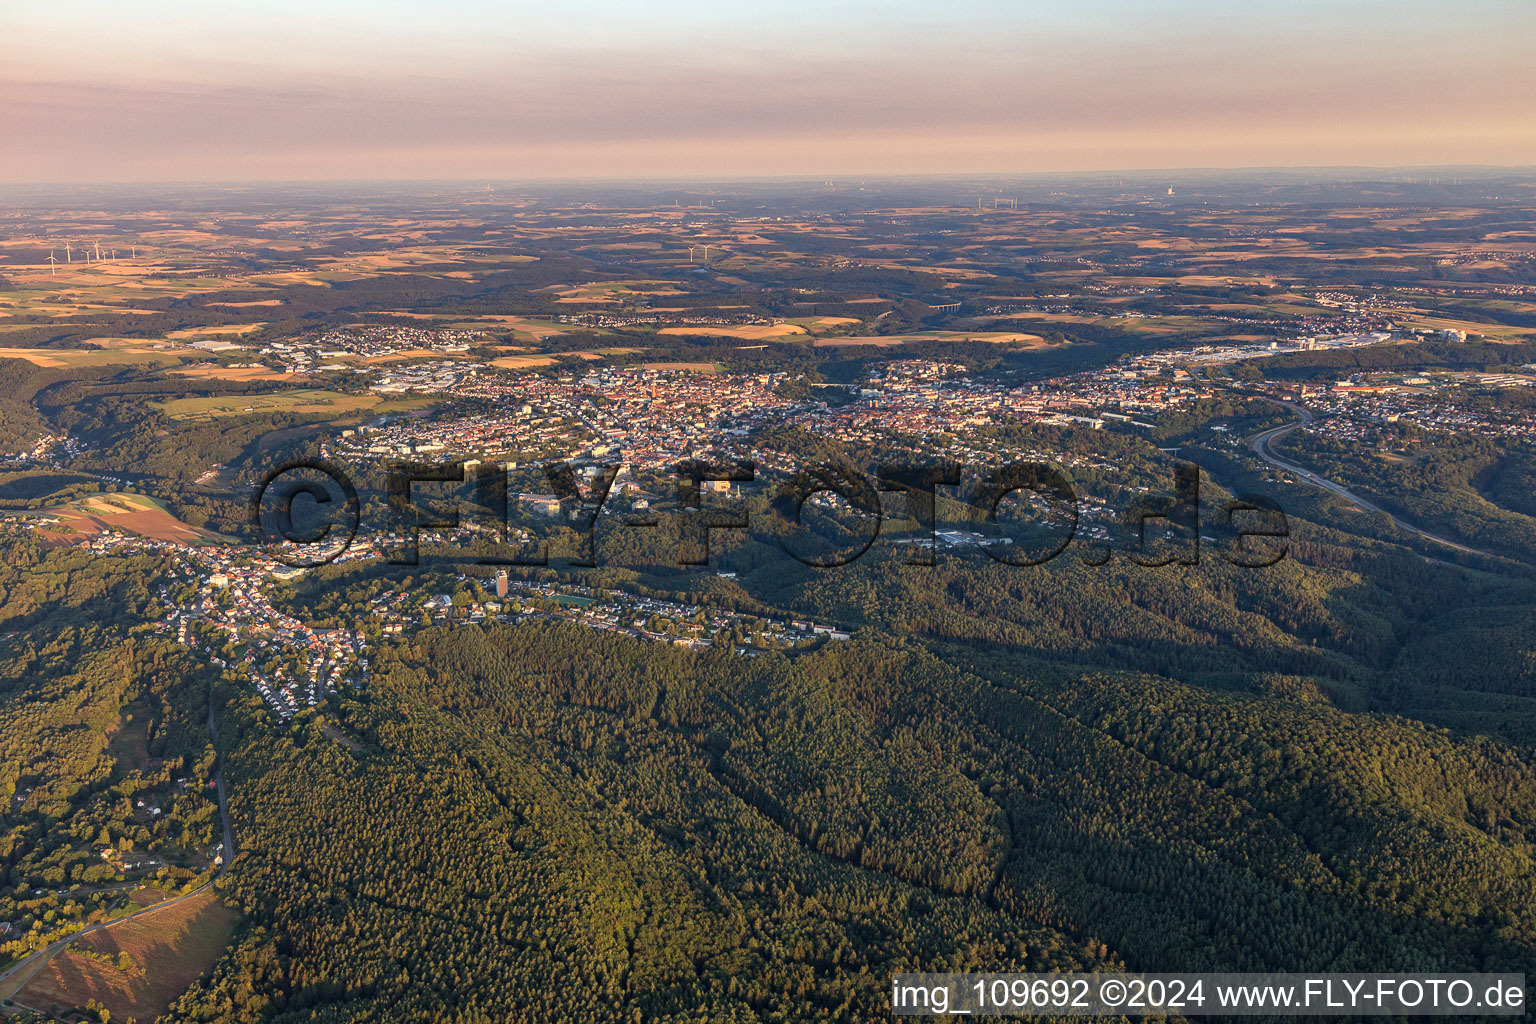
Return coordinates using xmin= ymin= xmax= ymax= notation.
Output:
xmin=150 ymin=607 xmax=1536 ymax=1022
xmin=0 ymin=544 xmax=227 ymax=971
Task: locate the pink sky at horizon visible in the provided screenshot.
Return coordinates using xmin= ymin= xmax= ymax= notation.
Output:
xmin=4 ymin=1 xmax=1533 ymax=182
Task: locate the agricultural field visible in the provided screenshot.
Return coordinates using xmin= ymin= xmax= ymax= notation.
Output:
xmin=489 ymin=353 xmax=561 ymax=369
xmin=550 ymin=279 xmax=685 ymax=302
xmin=0 ymin=345 xmax=188 ymax=367
xmin=785 ymin=316 xmax=862 ymax=331
xmin=13 ymin=891 xmax=238 ymax=1023
xmin=152 ymin=388 xmax=381 ymax=421
xmin=490 ymin=348 xmax=636 ymax=369
xmin=657 ymin=323 xmax=808 ymax=340
xmin=172 ymin=363 xmax=294 ymax=382
xmin=982 ymin=310 xmax=1228 ymax=334
xmin=812 ymin=330 xmax=1052 ymax=347
xmin=167 ymin=323 xmax=267 ymax=340
xmin=641 ymin=361 xmax=722 ymax=372
xmin=29 ymin=492 xmax=227 ymax=545
xmin=1399 ymin=313 xmax=1536 ymax=342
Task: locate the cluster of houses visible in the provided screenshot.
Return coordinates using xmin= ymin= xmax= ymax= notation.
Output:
xmin=1283 ymin=372 xmax=1536 ymax=446
xmin=334 ymin=358 xmax=1205 ymax=491
xmin=256 ymin=326 xmax=485 ymax=374
xmin=156 ymin=546 xmax=368 ymax=721
xmin=342 ymin=365 xmax=804 ymax=472
xmin=370 ymin=576 xmax=850 ymax=654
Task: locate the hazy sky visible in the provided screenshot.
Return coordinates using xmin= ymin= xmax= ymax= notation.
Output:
xmin=4 ymin=0 xmax=1534 ymax=181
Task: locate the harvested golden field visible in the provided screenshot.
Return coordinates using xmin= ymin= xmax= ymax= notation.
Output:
xmin=813 ymin=331 xmax=1050 ymax=347
xmin=0 ymin=346 xmax=186 ymax=367
xmin=784 ymin=316 xmax=862 ymax=332
xmin=658 ymin=323 xmax=808 ymax=340
xmin=490 ymin=353 xmax=560 ymax=369
xmin=491 ymin=349 xmax=630 ymax=369
xmin=167 ymin=323 xmax=267 ymax=338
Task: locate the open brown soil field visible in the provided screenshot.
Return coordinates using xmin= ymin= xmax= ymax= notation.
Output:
xmin=15 ymin=890 xmax=238 ymax=1023
xmin=34 ymin=495 xmax=225 ymax=545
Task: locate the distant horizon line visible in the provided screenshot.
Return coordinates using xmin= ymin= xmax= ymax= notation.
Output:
xmin=2 ymin=164 xmax=1535 ymax=191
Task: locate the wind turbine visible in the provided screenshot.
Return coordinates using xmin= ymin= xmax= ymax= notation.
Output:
xmin=64 ymin=242 xmax=72 ymax=263
xmin=46 ymin=251 xmax=58 ymax=276
xmin=688 ymin=246 xmax=697 ymax=263
xmin=94 ymin=242 xmax=102 ymax=261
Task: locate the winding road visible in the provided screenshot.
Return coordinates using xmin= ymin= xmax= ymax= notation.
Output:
xmin=1249 ymin=399 xmax=1494 ymax=559
xmin=0 ymin=695 xmax=236 ymax=1001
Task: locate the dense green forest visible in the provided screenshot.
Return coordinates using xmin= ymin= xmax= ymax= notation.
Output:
xmin=161 ymin=618 xmax=1534 ymax=1022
